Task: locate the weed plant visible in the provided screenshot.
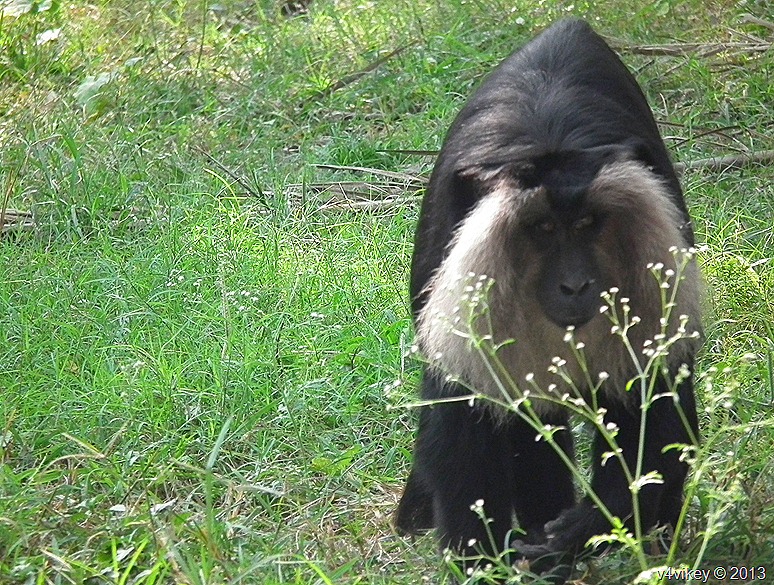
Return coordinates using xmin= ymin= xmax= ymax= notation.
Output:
xmin=418 ymin=249 xmax=750 ymax=583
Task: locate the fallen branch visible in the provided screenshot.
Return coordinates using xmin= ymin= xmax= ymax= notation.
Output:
xmin=0 ymin=168 xmax=34 ymax=237
xmin=286 ymin=180 xmax=413 ymax=199
xmin=674 ymin=150 xmax=774 ymax=173
xmin=1 ymin=208 xmax=35 ymax=236
xmin=313 ymin=163 xmax=423 ymax=185
xmin=740 ymin=14 xmax=774 ymax=31
xmin=376 ymin=148 xmax=438 ymax=157
xmin=320 ymin=196 xmax=419 ymax=212
xmin=193 ymin=145 xmax=270 ymax=208
xmin=613 ymin=41 xmax=771 ymax=57
xmin=309 ymin=41 xmax=418 ymax=100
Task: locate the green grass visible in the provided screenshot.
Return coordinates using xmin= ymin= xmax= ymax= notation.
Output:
xmin=1 ymin=0 xmax=773 ymax=583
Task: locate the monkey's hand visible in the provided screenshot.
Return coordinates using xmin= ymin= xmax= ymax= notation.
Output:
xmin=511 ymin=539 xmax=551 ymax=559
xmin=511 ymin=539 xmax=573 ymax=585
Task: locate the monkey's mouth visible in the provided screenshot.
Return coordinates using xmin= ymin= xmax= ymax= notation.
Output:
xmin=539 ymin=287 xmax=604 ymax=330
xmin=548 ymin=310 xmax=596 ymax=329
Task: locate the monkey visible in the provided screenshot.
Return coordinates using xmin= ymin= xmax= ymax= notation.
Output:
xmin=394 ymin=18 xmax=702 ymax=583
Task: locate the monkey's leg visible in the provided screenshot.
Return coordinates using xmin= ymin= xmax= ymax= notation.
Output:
xmin=413 ymin=377 xmax=517 ymax=561
xmin=395 ymin=409 xmax=436 ymax=535
xmin=509 ymin=415 xmax=575 ymax=541
xmin=531 ymin=377 xmax=696 ymax=558
xmin=508 ymin=415 xmax=576 ymax=584
xmin=655 ymin=373 xmax=698 ymax=529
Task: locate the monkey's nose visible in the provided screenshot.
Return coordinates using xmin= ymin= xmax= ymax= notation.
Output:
xmin=559 ymin=278 xmax=595 ymax=297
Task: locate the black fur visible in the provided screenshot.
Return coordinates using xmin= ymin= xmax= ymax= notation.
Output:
xmin=395 ymin=18 xmax=700 ymax=582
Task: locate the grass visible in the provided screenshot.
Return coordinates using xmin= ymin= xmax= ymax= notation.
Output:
xmin=1 ymin=0 xmax=773 ymax=583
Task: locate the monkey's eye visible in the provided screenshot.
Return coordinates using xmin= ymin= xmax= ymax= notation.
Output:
xmin=572 ymin=214 xmax=595 ymax=231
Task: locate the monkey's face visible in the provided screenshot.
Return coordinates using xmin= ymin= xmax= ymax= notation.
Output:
xmin=417 ymin=159 xmax=699 ymax=407
xmin=527 ymin=210 xmax=607 ymax=328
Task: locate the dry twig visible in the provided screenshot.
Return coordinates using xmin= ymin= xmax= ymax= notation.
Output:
xmin=739 ymin=14 xmax=774 ymax=32
xmin=613 ymin=41 xmax=771 ymax=57
xmin=674 ymin=150 xmax=774 ymax=174
xmin=309 ymin=42 xmax=418 ymax=101
xmin=1 ymin=168 xmax=35 ymax=237
xmin=313 ymin=164 xmax=423 ymax=185
xmin=1 ymin=208 xmax=35 ymax=236
xmin=193 ymin=145 xmax=270 ymax=207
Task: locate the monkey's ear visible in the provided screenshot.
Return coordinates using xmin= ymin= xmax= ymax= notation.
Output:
xmin=621 ymin=137 xmax=659 ymax=169
xmin=449 ymin=164 xmax=505 ymax=209
xmin=450 ymin=164 xmax=501 ymax=209
xmin=451 ymin=163 xmax=527 ymax=208
xmin=456 ymin=161 xmax=534 ymax=186
xmin=456 ymin=163 xmax=507 ymax=182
